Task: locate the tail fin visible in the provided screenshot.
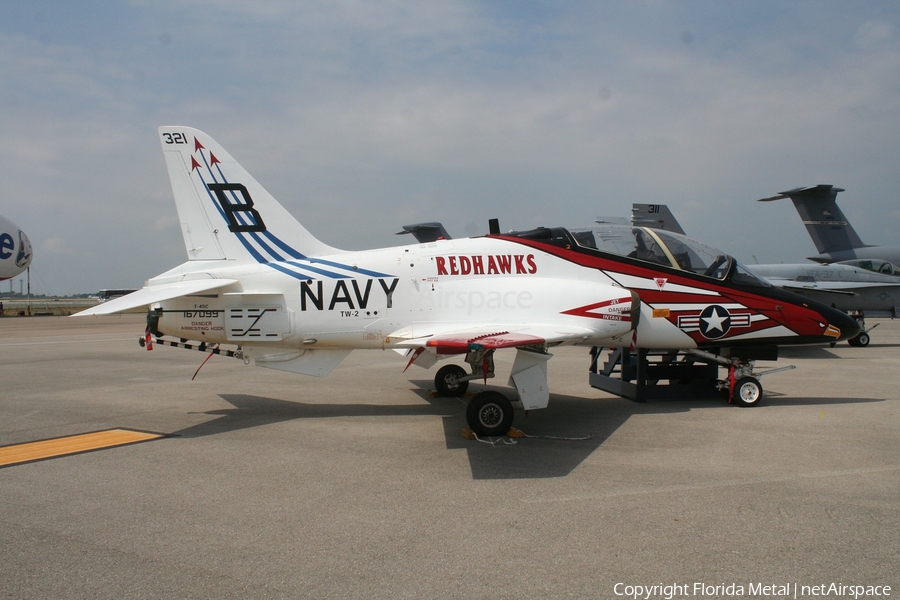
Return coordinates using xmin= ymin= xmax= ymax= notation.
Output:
xmin=758 ymin=185 xmax=866 ymax=255
xmin=159 ymin=126 xmax=342 ymax=264
xmin=630 ymin=204 xmax=686 ymax=234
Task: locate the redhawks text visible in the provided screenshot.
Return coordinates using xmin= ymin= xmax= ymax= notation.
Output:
xmin=436 ymin=254 xmax=537 ymax=276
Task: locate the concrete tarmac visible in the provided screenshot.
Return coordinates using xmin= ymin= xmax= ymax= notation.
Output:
xmin=1 ymin=314 xmax=898 ymax=599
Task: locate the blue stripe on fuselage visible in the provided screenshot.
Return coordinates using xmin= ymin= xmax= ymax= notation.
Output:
xmin=268 ymin=261 xmax=349 ymax=280
xmin=303 ymin=258 xmax=391 ymax=278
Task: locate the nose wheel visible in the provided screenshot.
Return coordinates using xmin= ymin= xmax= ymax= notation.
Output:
xmin=846 ymin=312 xmax=875 ymax=347
xmin=848 ymin=331 xmax=870 ymax=347
xmin=684 ymin=348 xmax=795 ymax=407
xmin=731 ymin=376 xmax=762 ymax=407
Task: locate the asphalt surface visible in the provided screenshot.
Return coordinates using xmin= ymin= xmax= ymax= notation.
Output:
xmin=1 ymin=314 xmax=897 ymax=599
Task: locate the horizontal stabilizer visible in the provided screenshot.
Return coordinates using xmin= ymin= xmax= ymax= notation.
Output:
xmin=757 ymin=184 xmax=845 ymax=203
xmin=73 ymin=279 xmax=238 ymax=316
xmin=396 ymin=222 xmax=452 ymax=243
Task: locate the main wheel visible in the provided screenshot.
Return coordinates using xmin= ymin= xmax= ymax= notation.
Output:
xmin=465 ymin=391 xmax=514 ymax=436
xmin=732 ymin=377 xmax=763 ymax=407
xmin=434 ymin=364 xmax=469 ymax=397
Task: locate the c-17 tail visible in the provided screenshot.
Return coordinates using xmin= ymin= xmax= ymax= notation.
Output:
xmin=758 ymin=185 xmax=869 ymax=262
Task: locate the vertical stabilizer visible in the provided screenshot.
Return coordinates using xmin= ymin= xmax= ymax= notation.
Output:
xmin=631 ymin=204 xmax=686 ymax=234
xmin=159 ymin=126 xmax=342 ymax=264
xmin=758 ymin=185 xmax=866 ymax=255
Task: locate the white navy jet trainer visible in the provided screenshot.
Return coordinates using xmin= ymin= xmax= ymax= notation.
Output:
xmin=75 ymin=128 xmax=858 ymax=435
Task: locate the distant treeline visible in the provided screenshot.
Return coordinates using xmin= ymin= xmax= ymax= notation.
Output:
xmin=0 ymin=293 xmax=97 ymax=299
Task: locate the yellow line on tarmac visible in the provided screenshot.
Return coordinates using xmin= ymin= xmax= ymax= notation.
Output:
xmin=0 ymin=429 xmax=165 ymax=468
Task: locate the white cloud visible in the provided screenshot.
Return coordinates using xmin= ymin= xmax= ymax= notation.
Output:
xmin=855 ymin=21 xmax=896 ymax=48
xmin=38 ymin=237 xmax=71 ymax=255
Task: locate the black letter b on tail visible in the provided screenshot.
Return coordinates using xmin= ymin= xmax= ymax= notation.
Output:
xmin=208 ymin=183 xmax=267 ymax=233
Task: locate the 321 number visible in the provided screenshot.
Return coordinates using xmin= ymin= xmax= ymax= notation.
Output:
xmin=162 ymin=132 xmax=188 ymax=144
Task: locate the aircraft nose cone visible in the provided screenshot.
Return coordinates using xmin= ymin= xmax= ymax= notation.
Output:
xmin=821 ymin=306 xmax=860 ymax=342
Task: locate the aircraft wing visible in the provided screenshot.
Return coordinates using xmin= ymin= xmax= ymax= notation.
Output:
xmin=73 ymin=279 xmax=238 ymax=317
xmin=390 ymin=324 xmax=599 ymax=354
xmin=773 ymin=279 xmax=900 ymax=295
xmin=424 ymin=332 xmax=547 ymax=354
xmin=777 ymin=283 xmax=857 ymax=297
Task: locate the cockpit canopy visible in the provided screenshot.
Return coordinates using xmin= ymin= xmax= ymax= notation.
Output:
xmin=837 ymin=258 xmax=898 ymax=276
xmin=516 ymin=224 xmax=769 ymax=286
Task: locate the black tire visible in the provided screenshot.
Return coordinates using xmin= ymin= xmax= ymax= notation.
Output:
xmin=732 ymin=376 xmax=763 ymax=407
xmin=851 ymin=332 xmax=870 ymax=347
xmin=465 ymin=391 xmax=514 ymax=436
xmin=434 ymin=364 xmax=469 ymax=397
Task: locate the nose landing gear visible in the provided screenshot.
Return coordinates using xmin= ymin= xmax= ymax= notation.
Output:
xmin=730 ymin=374 xmax=763 ymax=407
xmin=590 ymin=346 xmax=795 ymax=407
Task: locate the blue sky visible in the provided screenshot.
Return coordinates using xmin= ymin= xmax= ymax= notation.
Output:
xmin=2 ymin=1 xmax=899 ymax=294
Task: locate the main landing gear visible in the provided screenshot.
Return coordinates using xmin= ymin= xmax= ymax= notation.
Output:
xmin=465 ymin=392 xmax=515 ymax=436
xmin=432 ymin=348 xmax=536 ymax=437
xmin=433 ymin=348 xmax=508 ymax=436
xmin=434 ymin=364 xmax=469 ymax=397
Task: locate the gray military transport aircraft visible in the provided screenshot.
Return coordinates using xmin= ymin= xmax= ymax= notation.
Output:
xmin=759 ymin=185 xmax=900 ymax=265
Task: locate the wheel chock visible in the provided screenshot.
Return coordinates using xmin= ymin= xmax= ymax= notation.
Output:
xmin=461 ymin=427 xmax=525 ymax=440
